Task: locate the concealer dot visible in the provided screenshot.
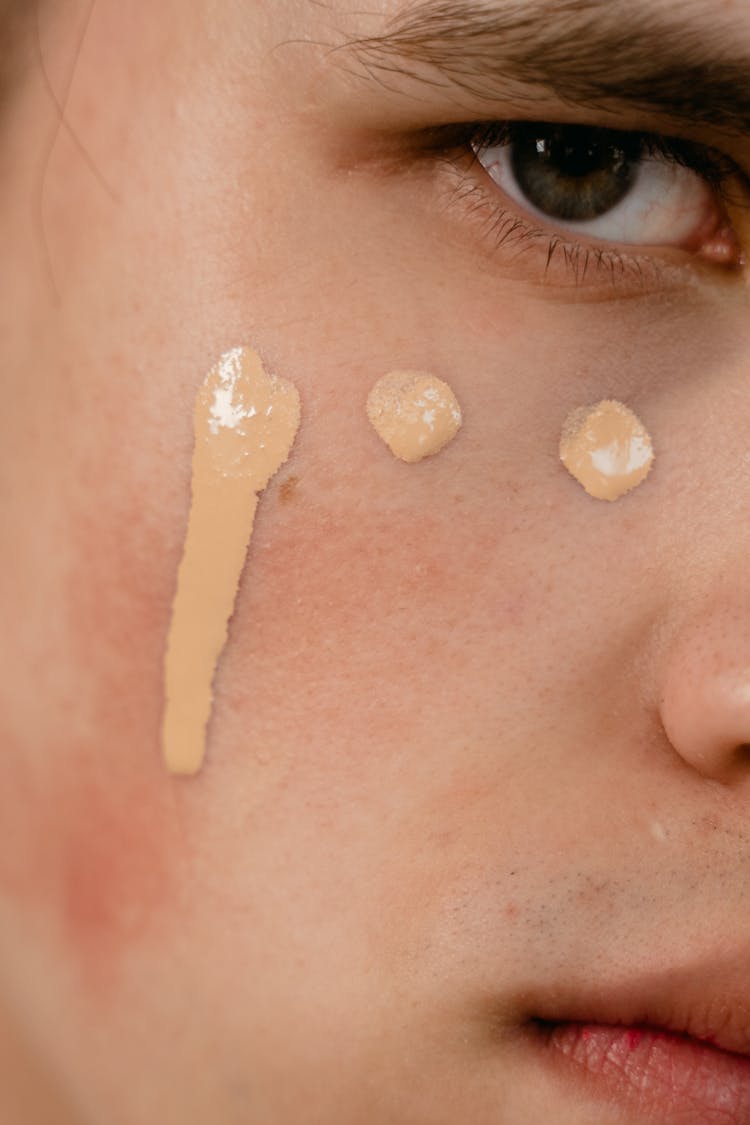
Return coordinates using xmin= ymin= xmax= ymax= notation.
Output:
xmin=162 ymin=347 xmax=301 ymax=776
xmin=367 ymin=371 xmax=462 ymax=463
xmin=559 ymin=399 xmax=654 ymax=502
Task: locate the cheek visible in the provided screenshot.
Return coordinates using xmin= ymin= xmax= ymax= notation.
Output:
xmin=0 ymin=439 xmax=187 ymax=1002
xmin=0 ymin=759 xmax=182 ymax=997
xmin=0 ymin=358 xmax=551 ymax=1006
xmin=215 ymin=473 xmax=548 ymax=768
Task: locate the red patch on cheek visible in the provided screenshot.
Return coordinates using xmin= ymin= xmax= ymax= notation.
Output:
xmin=0 ymin=476 xmax=189 ymax=1004
xmin=0 ymin=746 xmax=184 ymax=1001
xmin=56 ymin=767 xmax=182 ymax=990
xmin=51 ymin=519 xmax=188 ymax=995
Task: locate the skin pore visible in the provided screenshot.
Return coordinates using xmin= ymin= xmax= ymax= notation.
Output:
xmin=1 ymin=1 xmax=750 ymax=1123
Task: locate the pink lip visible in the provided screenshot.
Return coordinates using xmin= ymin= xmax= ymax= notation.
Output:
xmin=532 ymin=1021 xmax=750 ymax=1124
xmin=516 ymin=950 xmax=750 ymax=1123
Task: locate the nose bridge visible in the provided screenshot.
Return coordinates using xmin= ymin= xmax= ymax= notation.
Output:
xmin=658 ymin=598 xmax=750 ymax=782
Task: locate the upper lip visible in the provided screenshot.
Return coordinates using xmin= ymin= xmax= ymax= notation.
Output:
xmin=524 ymin=948 xmax=750 ymax=1057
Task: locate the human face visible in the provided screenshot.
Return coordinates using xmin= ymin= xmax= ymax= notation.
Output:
xmin=2 ymin=2 xmax=750 ymax=1122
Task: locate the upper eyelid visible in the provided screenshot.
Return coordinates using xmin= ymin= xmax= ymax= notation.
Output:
xmin=439 ymin=121 xmax=745 ymax=181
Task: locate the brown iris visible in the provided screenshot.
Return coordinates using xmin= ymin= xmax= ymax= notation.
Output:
xmin=510 ymin=123 xmax=641 ymax=222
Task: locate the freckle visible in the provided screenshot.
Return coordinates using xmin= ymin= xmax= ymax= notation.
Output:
xmin=279 ymin=475 xmax=300 ymax=504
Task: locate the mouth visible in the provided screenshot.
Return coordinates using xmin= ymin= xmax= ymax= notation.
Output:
xmin=527 ymin=1020 xmax=750 ymax=1124
xmin=520 ymin=972 xmax=750 ymax=1124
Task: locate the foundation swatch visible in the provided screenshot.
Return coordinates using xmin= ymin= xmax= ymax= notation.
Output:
xmin=559 ymin=399 xmax=654 ymax=502
xmin=367 ymin=371 xmax=462 ymax=463
xmin=162 ymin=347 xmax=301 ymax=776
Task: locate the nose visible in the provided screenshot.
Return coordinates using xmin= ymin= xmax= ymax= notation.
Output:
xmin=659 ymin=608 xmax=750 ymax=782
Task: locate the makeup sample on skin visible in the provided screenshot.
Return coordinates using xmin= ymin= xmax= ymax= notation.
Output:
xmin=367 ymin=371 xmax=462 ymax=463
xmin=559 ymin=399 xmax=654 ymax=502
xmin=162 ymin=347 xmax=301 ymax=776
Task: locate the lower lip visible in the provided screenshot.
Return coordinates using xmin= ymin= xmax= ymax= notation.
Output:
xmin=534 ymin=1022 xmax=750 ymax=1124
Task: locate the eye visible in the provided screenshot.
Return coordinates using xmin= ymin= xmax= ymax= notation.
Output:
xmin=473 ymin=122 xmax=731 ymax=253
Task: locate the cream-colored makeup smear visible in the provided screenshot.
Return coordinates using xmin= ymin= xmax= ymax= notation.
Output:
xmin=162 ymin=348 xmax=301 ymax=776
xmin=559 ymin=399 xmax=654 ymax=502
xmin=366 ymin=371 xmax=462 ymax=463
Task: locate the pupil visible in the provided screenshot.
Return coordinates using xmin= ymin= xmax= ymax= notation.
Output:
xmin=510 ymin=124 xmax=640 ymax=223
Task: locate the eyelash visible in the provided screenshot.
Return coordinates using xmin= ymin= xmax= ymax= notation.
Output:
xmin=422 ymin=121 xmax=747 ymax=289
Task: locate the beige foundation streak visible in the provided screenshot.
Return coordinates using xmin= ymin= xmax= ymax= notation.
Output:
xmin=162 ymin=347 xmax=301 ymax=776
xmin=559 ymin=399 xmax=654 ymax=502
xmin=367 ymin=371 xmax=462 ymax=463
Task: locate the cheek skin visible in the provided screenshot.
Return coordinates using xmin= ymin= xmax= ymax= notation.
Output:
xmin=8 ymin=763 xmax=181 ymax=998
xmin=214 ymin=467 xmax=541 ymax=775
xmin=56 ymin=503 xmax=184 ymax=991
xmin=0 ymin=452 xmax=187 ymax=1002
xmin=0 ymin=455 xmax=518 ymax=1004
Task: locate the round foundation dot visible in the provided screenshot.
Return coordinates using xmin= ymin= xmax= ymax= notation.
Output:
xmin=559 ymin=399 xmax=655 ymax=502
xmin=366 ymin=371 xmax=462 ymax=463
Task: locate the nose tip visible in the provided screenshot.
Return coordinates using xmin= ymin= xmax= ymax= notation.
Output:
xmin=659 ymin=614 xmax=750 ymax=781
xmin=661 ymin=668 xmax=750 ymax=779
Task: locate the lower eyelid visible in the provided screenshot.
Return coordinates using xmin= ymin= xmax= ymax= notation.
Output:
xmin=426 ymin=150 xmax=719 ymax=295
xmin=436 ymin=162 xmax=658 ymax=288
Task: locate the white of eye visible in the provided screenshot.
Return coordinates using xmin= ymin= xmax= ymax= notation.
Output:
xmin=475 ymin=141 xmax=715 ymax=248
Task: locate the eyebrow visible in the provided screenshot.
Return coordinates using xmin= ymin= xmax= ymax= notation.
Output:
xmin=342 ymin=0 xmax=750 ymax=137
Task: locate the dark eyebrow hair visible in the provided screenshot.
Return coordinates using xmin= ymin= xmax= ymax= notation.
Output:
xmin=342 ymin=0 xmax=750 ymax=137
